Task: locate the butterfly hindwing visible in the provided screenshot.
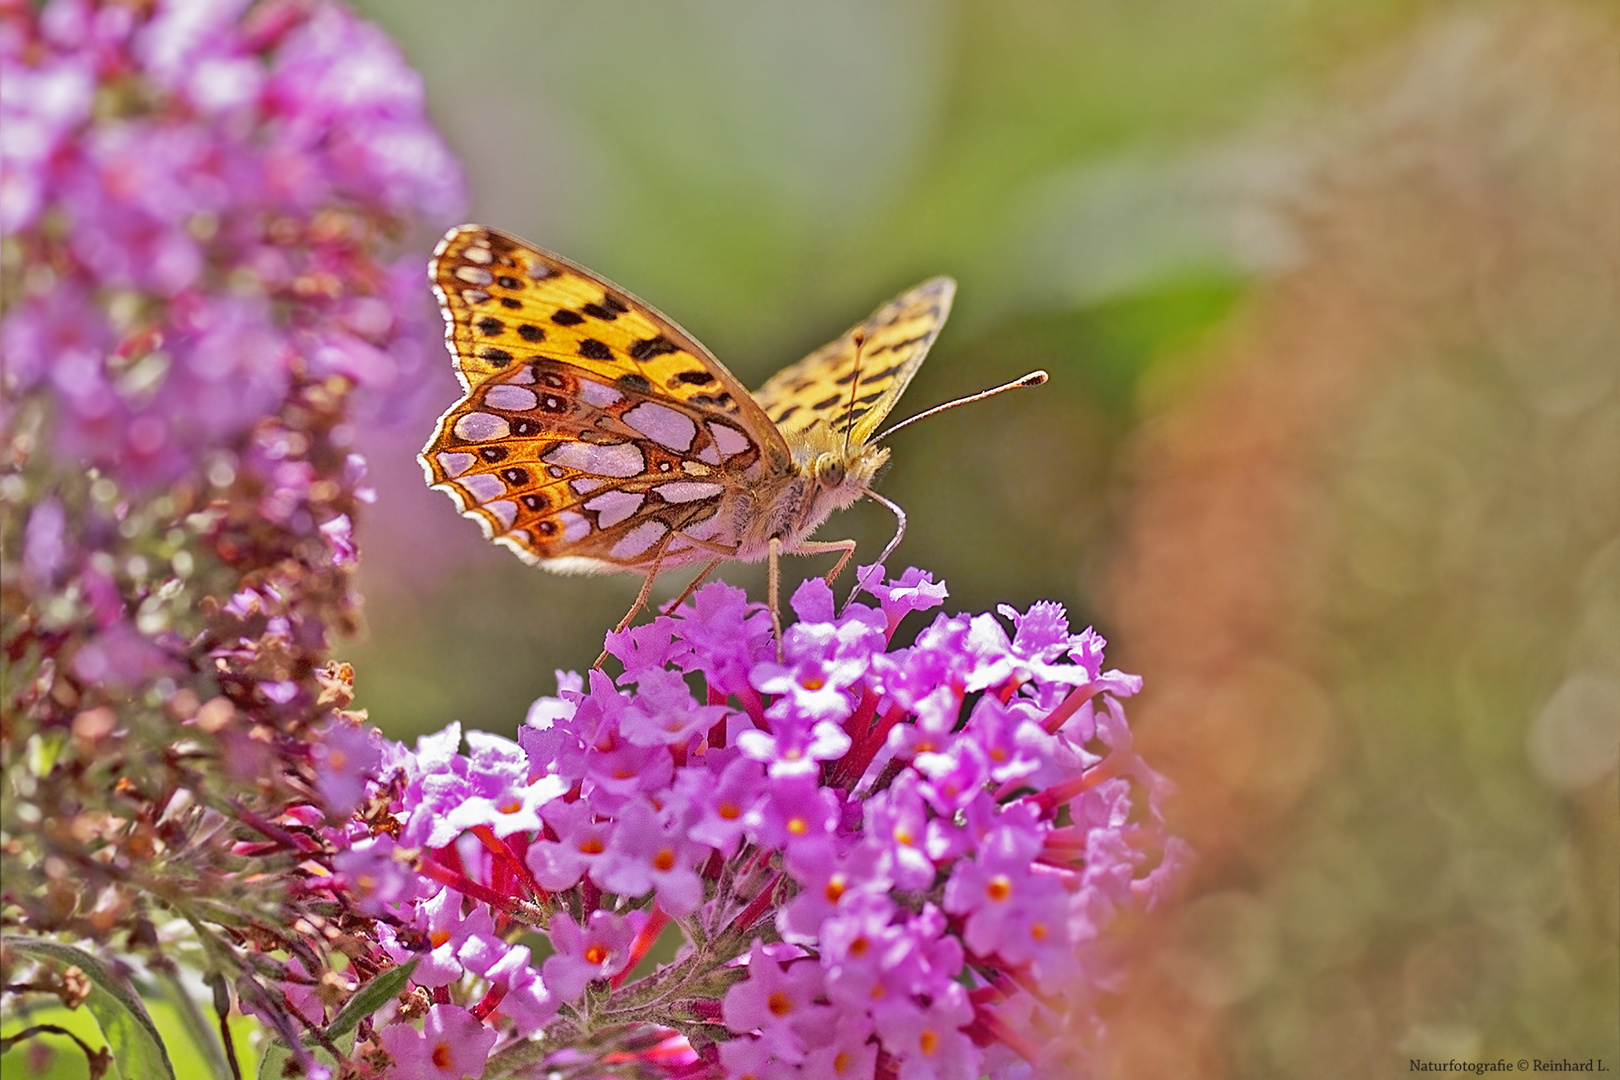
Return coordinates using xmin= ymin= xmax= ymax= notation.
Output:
xmin=424 ymin=357 xmax=768 ymax=570
xmin=752 ymin=277 xmax=955 ymax=447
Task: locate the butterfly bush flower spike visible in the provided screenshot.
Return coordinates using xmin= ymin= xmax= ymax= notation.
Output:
xmin=316 ymin=566 xmax=1187 ymax=1079
xmin=2 ymin=0 xmax=465 ymax=1074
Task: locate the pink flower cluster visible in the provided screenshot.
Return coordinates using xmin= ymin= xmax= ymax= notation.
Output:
xmin=2 ymin=0 xmax=463 ymax=486
xmin=317 ymin=568 xmax=1187 ymax=1079
xmin=2 ymin=0 xmax=464 ymax=716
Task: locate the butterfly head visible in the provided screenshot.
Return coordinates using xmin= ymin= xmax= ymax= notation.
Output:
xmin=805 ymin=444 xmax=888 ymax=515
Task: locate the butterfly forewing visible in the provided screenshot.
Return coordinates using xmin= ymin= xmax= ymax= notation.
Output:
xmin=422 ymin=225 xmax=790 ymax=571
xmin=751 ymin=277 xmax=955 ymax=448
xmin=431 ymin=227 xmax=784 ymax=441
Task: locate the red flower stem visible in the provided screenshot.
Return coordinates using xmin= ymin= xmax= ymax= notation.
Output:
xmin=830 ymin=688 xmax=885 ymax=786
xmin=737 ymin=685 xmax=767 ymax=727
xmin=416 ymin=855 xmax=517 ymax=912
xmin=969 ymin=984 xmax=1008 ymax=1006
xmin=612 ymin=905 xmax=670 ymax=988
xmin=436 ymin=839 xmax=466 ymax=877
xmin=1042 ymin=682 xmax=1096 ymax=735
xmin=470 ymin=984 xmax=507 ymax=1020
xmin=470 ymin=824 xmax=546 ymax=901
xmin=1040 ymin=828 xmax=1092 ymax=858
xmin=1002 ymin=963 xmax=1065 ymax=1013
xmin=841 ymin=703 xmax=909 ymax=784
xmin=970 ymin=1006 xmax=1043 ymax=1065
xmin=1036 ymin=757 xmax=1127 ymax=816
xmin=996 ymin=676 xmax=1025 ymax=704
xmin=707 ymin=682 xmax=729 ymax=748
xmin=729 ymin=871 xmax=783 ymax=934
xmin=230 ymin=801 xmax=317 ymax=853
xmin=840 ymin=688 xmax=881 ymax=748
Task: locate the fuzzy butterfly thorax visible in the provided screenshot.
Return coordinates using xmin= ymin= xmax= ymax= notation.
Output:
xmin=420 ymin=225 xmax=952 ymax=583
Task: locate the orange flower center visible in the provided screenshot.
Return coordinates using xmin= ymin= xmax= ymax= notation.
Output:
xmin=652 ymin=848 xmax=677 ymax=872
xmin=432 ymin=1042 xmax=453 ymax=1068
xmin=919 ymin=1030 xmax=940 ymax=1056
xmin=718 ymin=801 xmax=741 ymax=820
xmin=986 ymin=875 xmax=1012 ymax=903
xmin=579 ymin=837 xmax=605 ymax=855
xmin=584 ymin=944 xmax=609 ymax=965
xmin=767 ymin=991 xmax=793 ymax=1017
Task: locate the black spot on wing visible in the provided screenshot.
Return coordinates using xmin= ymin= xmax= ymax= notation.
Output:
xmin=580 ymin=302 xmax=618 ymax=321
xmin=673 ymin=370 xmax=717 ymax=386
xmin=630 ymin=336 xmax=681 ymax=361
xmin=479 ymin=446 xmax=508 ymax=463
xmin=578 ymin=339 xmax=613 ymax=361
xmin=481 ymin=348 xmax=514 ymax=367
xmin=872 ymin=333 xmax=931 ymax=356
xmin=476 ymin=316 xmax=504 ymax=335
xmin=551 ymin=310 xmax=585 ymax=326
xmin=618 ymin=373 xmax=652 ymax=393
xmin=811 ymin=393 xmax=842 ymax=410
xmin=518 ymin=324 xmax=545 ymax=342
xmin=500 ymin=298 xmax=522 ymax=309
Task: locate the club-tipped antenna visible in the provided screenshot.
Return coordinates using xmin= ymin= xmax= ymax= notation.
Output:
xmin=841 ymin=330 xmax=868 ymax=458
xmin=870 ymin=370 xmax=1049 ymax=445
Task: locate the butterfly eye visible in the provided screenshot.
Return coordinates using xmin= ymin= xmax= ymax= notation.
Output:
xmin=815 ymin=455 xmax=846 ymax=489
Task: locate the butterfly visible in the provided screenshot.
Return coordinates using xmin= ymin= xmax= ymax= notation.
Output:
xmin=419 ymin=225 xmax=1044 ymax=648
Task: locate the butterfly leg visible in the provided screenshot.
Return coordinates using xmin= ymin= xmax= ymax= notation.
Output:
xmin=792 ymin=538 xmax=859 ymax=587
xmin=593 ymin=541 xmax=675 ymax=668
xmin=660 ymin=557 xmax=725 ymax=616
xmin=768 ymin=537 xmax=785 ymax=661
xmin=766 ymin=538 xmax=858 ymax=660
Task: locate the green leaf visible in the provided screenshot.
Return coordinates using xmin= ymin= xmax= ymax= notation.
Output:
xmin=4 ymin=936 xmax=177 ymax=1080
xmin=322 ymin=959 xmax=416 ymax=1041
xmin=256 ymin=960 xmax=415 ymax=1079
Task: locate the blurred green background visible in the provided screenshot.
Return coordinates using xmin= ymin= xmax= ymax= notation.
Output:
xmin=329 ymin=2 xmax=1617 ymax=1079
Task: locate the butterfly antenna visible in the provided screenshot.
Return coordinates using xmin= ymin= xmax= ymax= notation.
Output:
xmin=841 ymin=330 xmax=868 ymax=458
xmin=870 ymin=370 xmax=1049 ymax=445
